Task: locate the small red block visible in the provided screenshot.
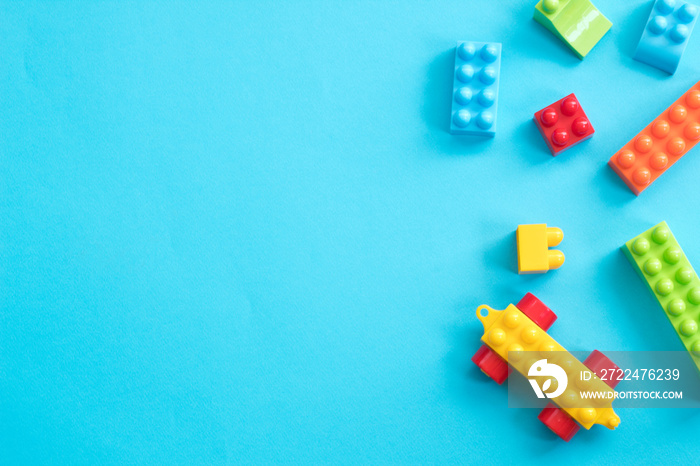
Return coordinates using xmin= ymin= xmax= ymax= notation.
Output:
xmin=534 ymin=93 xmax=595 ymax=156
xmin=538 ymin=403 xmax=580 ymax=441
xmin=583 ymin=350 xmax=622 ymax=389
xmin=471 ymin=344 xmax=512 ymax=385
xmin=516 ymin=292 xmax=557 ymax=331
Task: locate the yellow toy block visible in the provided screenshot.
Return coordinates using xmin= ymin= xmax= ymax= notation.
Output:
xmin=516 ymin=224 xmax=565 ymax=274
xmin=476 ymin=303 xmax=620 ymax=431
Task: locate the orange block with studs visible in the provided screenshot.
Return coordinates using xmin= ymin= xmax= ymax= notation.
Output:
xmin=608 ymin=80 xmax=700 ymax=195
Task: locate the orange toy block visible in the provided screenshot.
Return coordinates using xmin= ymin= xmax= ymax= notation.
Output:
xmin=608 ymin=80 xmax=700 ymax=195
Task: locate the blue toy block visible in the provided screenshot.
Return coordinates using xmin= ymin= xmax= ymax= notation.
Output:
xmin=633 ymin=0 xmax=699 ymax=74
xmin=450 ymin=41 xmax=501 ymax=137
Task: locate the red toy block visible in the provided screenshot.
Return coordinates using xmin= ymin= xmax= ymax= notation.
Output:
xmin=538 ymin=403 xmax=581 ymax=442
xmin=584 ymin=350 xmax=622 ymax=389
xmin=516 ymin=292 xmax=557 ymax=331
xmin=534 ymin=93 xmax=595 ymax=156
xmin=471 ymin=344 xmax=512 ymax=384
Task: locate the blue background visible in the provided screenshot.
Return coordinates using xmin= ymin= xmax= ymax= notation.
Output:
xmin=2 ymin=0 xmax=700 ymax=464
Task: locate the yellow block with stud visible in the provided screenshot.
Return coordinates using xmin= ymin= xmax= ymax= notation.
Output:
xmin=476 ymin=303 xmax=620 ymax=431
xmin=516 ymin=224 xmax=564 ymax=274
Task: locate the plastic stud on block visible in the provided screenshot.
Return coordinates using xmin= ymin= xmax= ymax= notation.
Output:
xmin=622 ymin=221 xmax=700 ymax=371
xmin=608 ymin=80 xmax=700 ymax=195
xmin=516 ymin=293 xmax=557 ymax=331
xmin=516 ymin=224 xmax=565 ymax=274
xmin=471 ymin=344 xmax=512 ymax=384
xmin=533 ymin=0 xmax=612 ymax=59
xmin=449 ymin=41 xmax=502 ymax=137
xmin=583 ymin=350 xmax=622 ymax=389
xmin=538 ymin=403 xmax=581 ymax=441
xmin=634 ymin=0 xmax=699 ymax=74
xmin=534 ymin=94 xmax=595 ymax=156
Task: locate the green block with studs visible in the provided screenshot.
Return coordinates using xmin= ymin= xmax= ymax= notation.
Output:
xmin=622 ymin=221 xmax=700 ymax=371
xmin=533 ymin=0 xmax=612 ymax=59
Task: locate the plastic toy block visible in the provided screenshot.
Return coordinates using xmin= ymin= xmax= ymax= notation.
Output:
xmin=534 ymin=93 xmax=594 ymax=156
xmin=634 ymin=0 xmax=699 ymax=74
xmin=472 ymin=293 xmax=556 ymax=385
xmin=516 ymin=224 xmax=565 ymax=274
xmin=516 ymin=292 xmax=557 ymax=331
xmin=622 ymin=221 xmax=700 ymax=371
xmin=450 ymin=41 xmax=501 ymax=137
xmin=473 ymin=295 xmax=621 ymax=440
xmin=538 ymin=351 xmax=621 ymax=440
xmin=533 ymin=0 xmax=612 ymax=59
xmin=608 ymin=80 xmax=700 ymax=195
xmin=538 ymin=403 xmax=580 ymax=441
xmin=472 ymin=344 xmax=512 ymax=384
xmin=583 ymin=350 xmax=622 ymax=389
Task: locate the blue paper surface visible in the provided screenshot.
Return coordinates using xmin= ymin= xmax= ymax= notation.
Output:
xmin=2 ymin=0 xmax=700 ymax=464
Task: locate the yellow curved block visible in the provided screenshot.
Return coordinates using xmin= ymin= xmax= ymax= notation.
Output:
xmin=477 ymin=304 xmax=620 ymax=430
xmin=516 ymin=224 xmax=565 ymax=274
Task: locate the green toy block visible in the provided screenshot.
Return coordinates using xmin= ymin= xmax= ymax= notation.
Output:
xmin=534 ymin=0 xmax=612 ymax=59
xmin=622 ymin=221 xmax=700 ymax=372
